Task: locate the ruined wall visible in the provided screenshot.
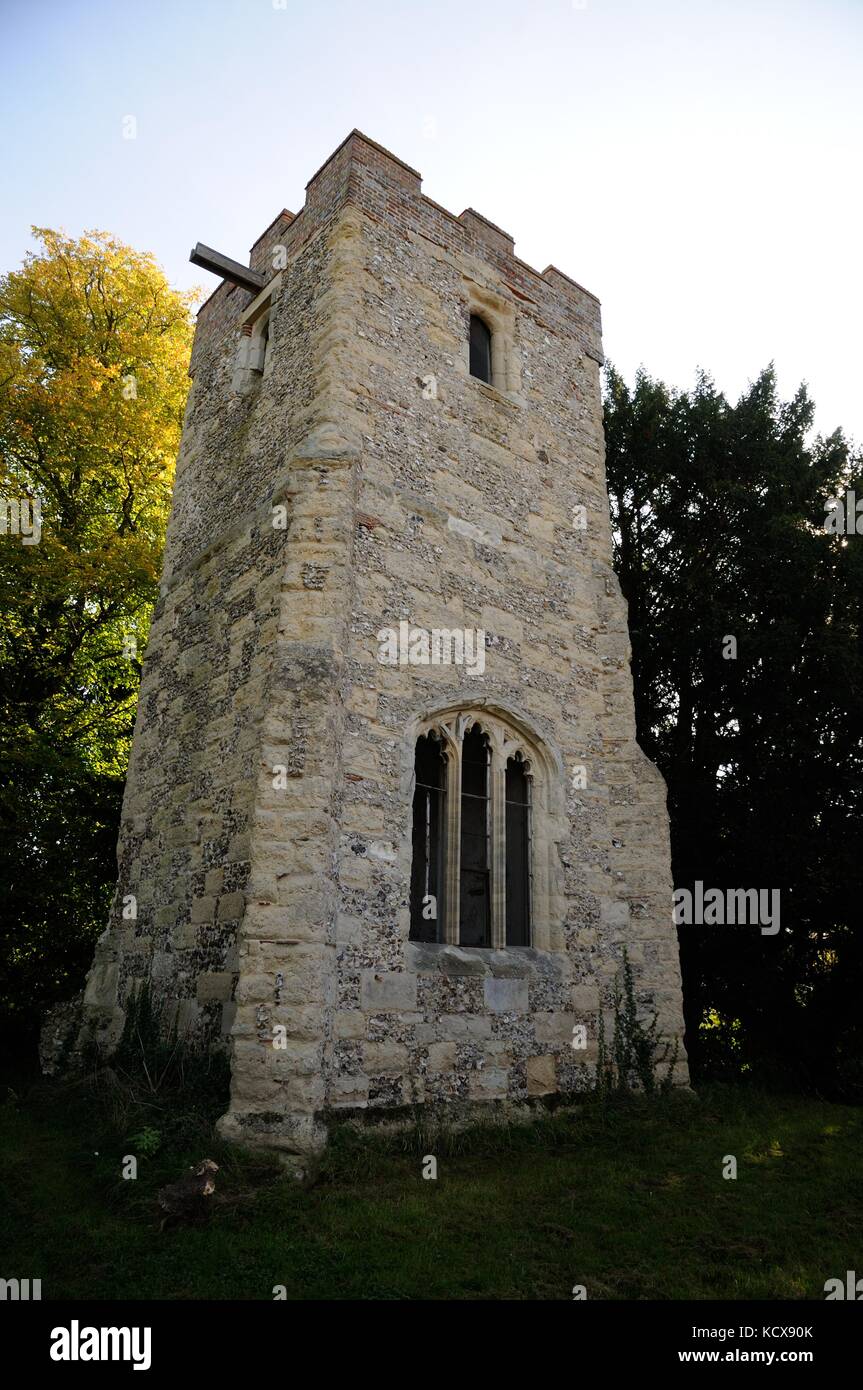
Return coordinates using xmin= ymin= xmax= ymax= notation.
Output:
xmin=78 ymin=132 xmax=687 ymax=1157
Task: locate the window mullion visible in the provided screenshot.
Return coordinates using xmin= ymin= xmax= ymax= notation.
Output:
xmin=443 ymin=743 xmax=461 ymax=946
xmin=525 ymin=772 xmax=534 ymax=946
xmin=491 ymin=746 xmax=506 ymax=949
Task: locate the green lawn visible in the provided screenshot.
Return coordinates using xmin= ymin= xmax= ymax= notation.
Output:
xmin=1 ymin=1073 xmax=859 ymax=1300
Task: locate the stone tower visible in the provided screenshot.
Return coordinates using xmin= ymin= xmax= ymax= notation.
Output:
xmin=78 ymin=132 xmax=688 ymax=1157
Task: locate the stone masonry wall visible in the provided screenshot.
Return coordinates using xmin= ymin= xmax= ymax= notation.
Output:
xmin=78 ymin=132 xmax=687 ymax=1157
xmin=79 ymin=191 xmax=336 ymax=1056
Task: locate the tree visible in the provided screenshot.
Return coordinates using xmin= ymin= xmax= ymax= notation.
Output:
xmin=0 ymin=229 xmax=195 ymax=1056
xmin=604 ymin=365 xmax=863 ymax=1095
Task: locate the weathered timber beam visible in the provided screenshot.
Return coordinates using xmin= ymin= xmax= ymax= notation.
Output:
xmin=189 ymin=242 xmax=267 ymax=294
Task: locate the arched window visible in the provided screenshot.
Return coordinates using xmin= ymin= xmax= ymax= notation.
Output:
xmin=409 ymin=710 xmax=548 ymax=949
xmin=469 ymin=314 xmax=492 ymax=384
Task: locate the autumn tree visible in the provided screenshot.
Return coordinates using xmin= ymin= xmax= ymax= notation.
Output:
xmin=0 ymin=229 xmax=195 ymax=1052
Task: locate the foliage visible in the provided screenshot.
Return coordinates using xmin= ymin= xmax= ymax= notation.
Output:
xmin=126 ymin=1126 xmax=161 ymax=1158
xmin=604 ymin=364 xmax=863 ymax=1095
xmin=62 ymin=987 xmax=230 ymax=1153
xmin=595 ymin=949 xmax=678 ymax=1098
xmin=0 ymin=229 xmax=195 ymax=1051
xmin=0 ymin=752 xmax=120 ymax=1051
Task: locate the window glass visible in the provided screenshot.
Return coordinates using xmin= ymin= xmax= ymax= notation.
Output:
xmin=469 ymin=314 xmax=492 ymax=384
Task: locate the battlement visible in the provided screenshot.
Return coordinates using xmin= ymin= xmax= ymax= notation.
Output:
xmin=249 ymin=209 xmax=295 ymax=275
xmin=458 ymin=207 xmax=515 ymax=258
xmin=305 ymin=128 xmax=422 ymax=195
xmin=195 ymin=130 xmax=602 ymax=360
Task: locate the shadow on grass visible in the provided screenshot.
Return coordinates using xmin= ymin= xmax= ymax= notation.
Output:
xmin=1 ymin=1067 xmax=860 ymax=1300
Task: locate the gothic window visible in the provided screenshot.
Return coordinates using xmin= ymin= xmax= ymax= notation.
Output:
xmin=408 ymin=712 xmax=542 ymax=948
xmin=469 ymin=314 xmax=492 ymax=384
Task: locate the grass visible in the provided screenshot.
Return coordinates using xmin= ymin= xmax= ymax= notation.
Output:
xmin=0 ymin=1066 xmax=860 ymax=1301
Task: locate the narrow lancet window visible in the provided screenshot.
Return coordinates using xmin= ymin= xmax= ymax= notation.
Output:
xmin=409 ymin=732 xmax=445 ymax=942
xmin=505 ymin=754 xmax=531 ymax=946
xmin=459 ymin=724 xmax=491 ymax=946
xmin=469 ymin=314 xmax=492 ymax=384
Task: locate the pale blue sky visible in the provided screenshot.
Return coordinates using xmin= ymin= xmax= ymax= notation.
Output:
xmin=3 ymin=0 xmax=861 ymax=440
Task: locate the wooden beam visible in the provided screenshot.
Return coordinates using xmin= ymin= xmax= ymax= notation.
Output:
xmin=189 ymin=242 xmax=266 ymax=294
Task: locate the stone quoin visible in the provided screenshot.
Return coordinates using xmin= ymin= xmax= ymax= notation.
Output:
xmin=72 ymin=130 xmax=689 ymax=1158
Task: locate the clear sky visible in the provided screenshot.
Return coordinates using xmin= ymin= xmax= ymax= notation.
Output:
xmin=3 ymin=0 xmax=861 ymax=441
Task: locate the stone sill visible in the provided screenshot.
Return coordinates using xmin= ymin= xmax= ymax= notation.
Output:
xmin=467 ymin=376 xmax=523 ymax=410
xmin=406 ymin=941 xmax=559 ymax=979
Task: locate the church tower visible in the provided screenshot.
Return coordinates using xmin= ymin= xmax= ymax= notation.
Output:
xmin=78 ymin=132 xmax=688 ymax=1157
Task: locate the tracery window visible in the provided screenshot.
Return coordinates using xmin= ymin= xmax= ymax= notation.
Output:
xmin=409 ymin=710 xmax=546 ymax=949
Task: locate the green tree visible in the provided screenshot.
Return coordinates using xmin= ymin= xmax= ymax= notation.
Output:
xmin=604 ymin=365 xmax=863 ymax=1094
xmin=0 ymin=229 xmax=195 ymax=1055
